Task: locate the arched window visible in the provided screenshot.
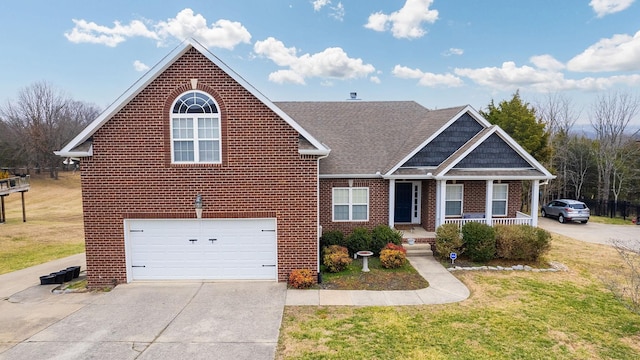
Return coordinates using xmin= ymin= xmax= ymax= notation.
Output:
xmin=170 ymin=91 xmax=221 ymax=163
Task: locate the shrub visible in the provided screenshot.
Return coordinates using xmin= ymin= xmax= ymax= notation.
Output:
xmin=435 ymin=223 xmax=464 ymax=260
xmin=320 ymin=230 xmax=345 ymax=249
xmin=462 ymin=222 xmax=496 ymax=262
xmin=345 ymin=227 xmax=373 ymax=255
xmin=383 ymin=242 xmax=407 ymax=254
xmin=322 ymin=245 xmax=352 ymax=273
xmin=371 ymin=225 xmax=403 ymax=254
xmin=288 ymin=269 xmax=315 ymax=289
xmin=380 ymin=248 xmax=407 ymax=269
xmin=495 ymin=225 xmax=551 ymax=261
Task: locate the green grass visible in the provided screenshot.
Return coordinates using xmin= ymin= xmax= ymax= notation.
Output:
xmin=589 ymin=215 xmax=635 ymax=225
xmin=0 ymin=173 xmax=85 ymax=275
xmin=277 ymin=234 xmax=640 ymax=359
xmin=279 ymin=275 xmax=640 ymax=359
xmin=0 ymin=242 xmax=85 ymax=274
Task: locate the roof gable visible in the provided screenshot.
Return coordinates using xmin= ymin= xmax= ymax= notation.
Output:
xmin=56 ymin=38 xmax=328 ymax=157
xmin=454 ymin=133 xmax=531 ymax=168
xmin=402 ymin=112 xmax=484 ymax=167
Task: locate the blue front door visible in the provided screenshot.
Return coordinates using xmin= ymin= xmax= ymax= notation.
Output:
xmin=394 ymin=183 xmax=412 ymax=223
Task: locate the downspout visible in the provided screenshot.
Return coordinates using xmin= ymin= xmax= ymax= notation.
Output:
xmin=316 ymin=153 xmax=329 ymax=283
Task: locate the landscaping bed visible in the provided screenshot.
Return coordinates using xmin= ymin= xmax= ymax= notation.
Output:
xmin=317 ymin=257 xmax=428 ymax=291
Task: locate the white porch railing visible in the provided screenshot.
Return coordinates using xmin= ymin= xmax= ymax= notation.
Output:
xmin=444 ymin=212 xmax=533 ymax=229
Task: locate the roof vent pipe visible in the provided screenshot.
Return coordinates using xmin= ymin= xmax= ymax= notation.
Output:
xmin=349 ymin=92 xmax=358 ymax=100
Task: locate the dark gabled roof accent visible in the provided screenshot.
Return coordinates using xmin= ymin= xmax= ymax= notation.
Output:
xmin=454 ymin=133 xmax=532 ymax=168
xmin=275 ymin=101 xmax=465 ymax=175
xmin=402 ymin=112 xmax=483 ymax=167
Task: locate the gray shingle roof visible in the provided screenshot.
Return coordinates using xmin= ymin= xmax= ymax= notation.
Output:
xmin=275 ymin=101 xmax=465 ymax=175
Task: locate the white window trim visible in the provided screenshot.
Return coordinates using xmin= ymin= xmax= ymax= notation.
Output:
xmin=492 ymin=183 xmax=509 ymax=217
xmin=332 ymin=187 xmax=369 ymax=222
xmin=445 ymin=184 xmax=463 ymax=217
xmin=170 ymin=91 xmax=222 ymax=164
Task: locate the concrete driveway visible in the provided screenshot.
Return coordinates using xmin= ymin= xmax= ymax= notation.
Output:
xmin=538 ymin=217 xmax=640 ymax=251
xmin=1 ymin=279 xmax=286 ymax=360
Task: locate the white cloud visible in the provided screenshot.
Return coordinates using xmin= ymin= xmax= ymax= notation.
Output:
xmin=133 ymin=60 xmax=150 ymax=72
xmin=530 ymin=54 xmax=565 ymax=71
xmin=589 ymin=0 xmax=635 ymax=17
xmin=313 ymin=0 xmax=331 ymax=11
xmin=370 ymin=76 xmax=381 ymax=84
xmin=392 ymin=65 xmax=463 ymax=87
xmin=64 ymin=19 xmax=158 ymax=47
xmin=454 ymin=61 xmax=564 ymax=89
xmin=452 ymin=60 xmax=640 ymax=93
xmin=443 ymin=48 xmax=464 ymax=56
xmin=567 ymin=30 xmax=640 ymax=72
xmin=254 ymin=37 xmax=375 ymax=84
xmin=155 ymin=9 xmax=251 ymax=49
xmin=65 ymin=8 xmax=251 ymax=50
xmin=364 ymin=0 xmax=439 ymax=39
xmin=330 ymin=2 xmax=345 ymax=21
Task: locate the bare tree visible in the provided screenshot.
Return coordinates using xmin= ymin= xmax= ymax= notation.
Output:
xmin=590 ymin=92 xmax=640 ymax=203
xmin=603 ymin=239 xmax=640 ymax=315
xmin=0 ymin=81 xmax=100 ymax=178
xmin=565 ymin=136 xmax=592 ymax=199
xmin=536 ymin=93 xmax=580 ymax=201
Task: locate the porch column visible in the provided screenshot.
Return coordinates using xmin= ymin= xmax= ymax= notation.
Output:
xmin=531 ymin=180 xmax=540 ymax=227
xmin=388 ymin=179 xmax=395 ymax=228
xmin=485 ymin=180 xmax=493 ymax=226
xmin=435 ymin=180 xmax=447 ymax=228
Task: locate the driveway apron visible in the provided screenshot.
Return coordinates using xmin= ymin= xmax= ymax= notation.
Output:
xmin=1 ymin=281 xmax=286 ymax=360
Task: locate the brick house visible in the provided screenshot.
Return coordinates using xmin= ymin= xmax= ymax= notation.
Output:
xmin=57 ymin=39 xmax=553 ymax=288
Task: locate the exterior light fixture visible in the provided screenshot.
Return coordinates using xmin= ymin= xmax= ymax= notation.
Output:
xmin=194 ymin=194 xmax=203 ymax=219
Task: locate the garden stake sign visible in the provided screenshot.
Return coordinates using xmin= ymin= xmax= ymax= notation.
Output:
xmin=450 ymin=252 xmax=457 ymax=265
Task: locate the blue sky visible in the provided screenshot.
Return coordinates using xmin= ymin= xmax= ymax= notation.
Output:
xmin=0 ymin=0 xmax=638 ymax=124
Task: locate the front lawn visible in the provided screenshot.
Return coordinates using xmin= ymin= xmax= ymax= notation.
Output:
xmin=277 ymin=234 xmax=640 ymax=359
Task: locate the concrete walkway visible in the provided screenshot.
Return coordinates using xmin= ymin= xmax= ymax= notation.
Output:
xmin=286 ymin=255 xmax=470 ymax=306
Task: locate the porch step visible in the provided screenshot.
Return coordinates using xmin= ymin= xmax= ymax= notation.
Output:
xmin=403 ymin=243 xmax=433 ymax=256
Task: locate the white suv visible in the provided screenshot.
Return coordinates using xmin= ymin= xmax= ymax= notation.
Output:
xmin=541 ymin=199 xmax=590 ymax=224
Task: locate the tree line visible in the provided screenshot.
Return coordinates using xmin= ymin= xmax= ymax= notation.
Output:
xmin=0 ymin=82 xmax=101 ymax=179
xmin=483 ymin=90 xmax=640 ymax=209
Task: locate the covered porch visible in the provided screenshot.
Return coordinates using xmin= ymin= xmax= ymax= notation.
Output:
xmin=388 ymin=177 xmax=543 ymax=232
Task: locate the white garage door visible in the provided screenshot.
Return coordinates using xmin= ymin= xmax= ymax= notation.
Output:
xmin=125 ymin=219 xmax=277 ymax=281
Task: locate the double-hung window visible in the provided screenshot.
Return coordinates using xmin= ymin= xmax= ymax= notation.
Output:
xmin=171 ymin=91 xmax=221 ymax=163
xmin=445 ymin=184 xmax=463 ymax=216
xmin=492 ymin=183 xmax=508 ymax=216
xmin=333 ymin=187 xmax=369 ymax=221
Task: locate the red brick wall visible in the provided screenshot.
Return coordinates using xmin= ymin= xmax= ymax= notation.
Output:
xmin=422 ymin=180 xmax=436 ymax=231
xmin=455 ymin=180 xmax=522 ymax=217
xmin=80 ymin=47 xmax=318 ymax=288
xmin=319 ymin=178 xmax=388 ymax=235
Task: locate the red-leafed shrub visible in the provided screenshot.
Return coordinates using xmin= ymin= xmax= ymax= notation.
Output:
xmin=323 ymin=245 xmax=352 ymax=273
xmin=384 ymin=242 xmax=407 ymax=254
xmin=288 ymin=269 xmax=315 ymax=289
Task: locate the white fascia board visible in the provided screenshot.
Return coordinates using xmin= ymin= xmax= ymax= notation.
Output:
xmin=58 ymin=38 xmax=329 ymax=155
xmin=383 ymin=174 xmax=434 ymax=180
xmin=299 ymin=148 xmax=331 ymax=156
xmin=434 ymin=126 xmax=498 ymax=176
xmin=385 ymin=105 xmax=481 ymax=176
xmin=434 ymin=174 xmax=555 ymax=181
xmin=53 ymin=149 xmax=92 ymax=158
xmin=319 ymin=174 xmax=382 ymax=179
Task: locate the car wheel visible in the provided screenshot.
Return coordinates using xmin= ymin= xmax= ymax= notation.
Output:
xmin=541 ymin=209 xmax=547 ymax=218
xmin=558 ymin=214 xmax=565 ymax=223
